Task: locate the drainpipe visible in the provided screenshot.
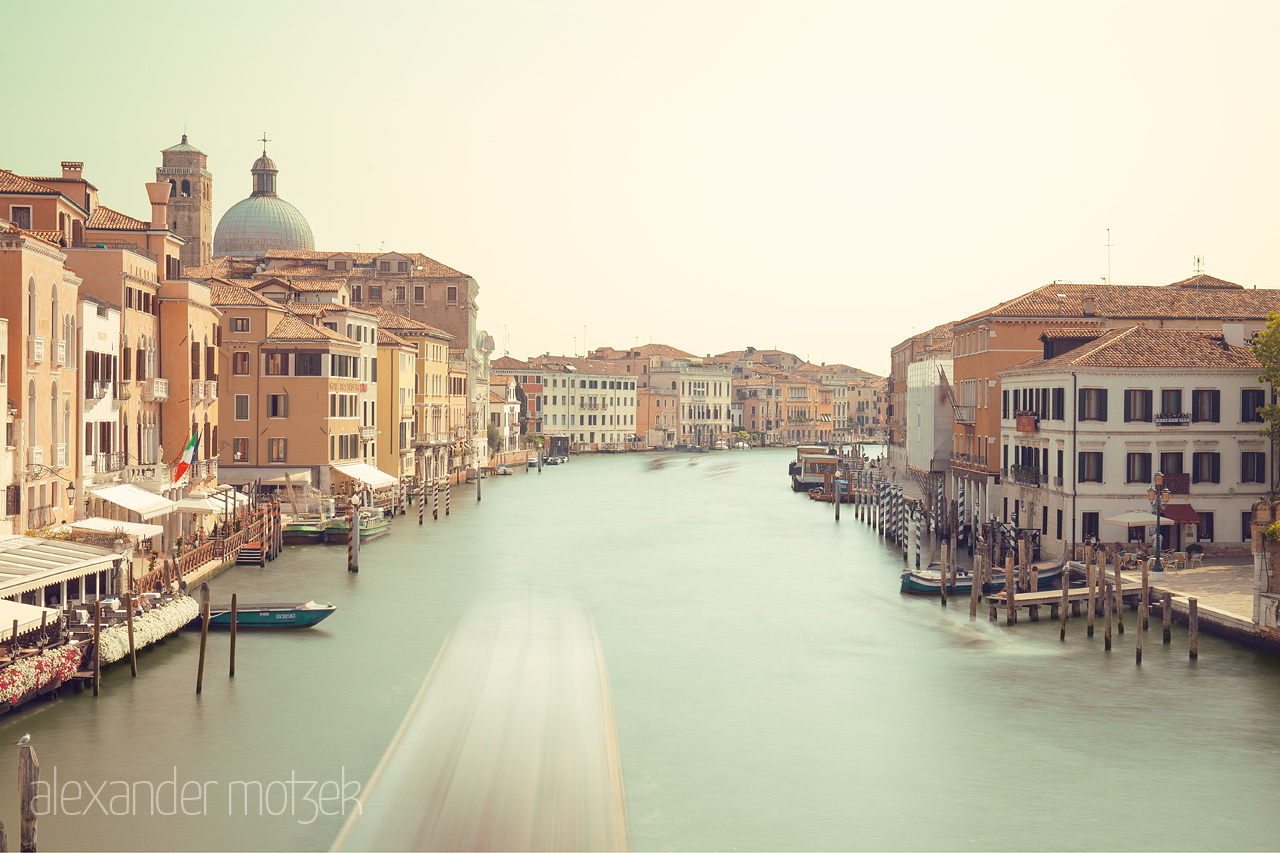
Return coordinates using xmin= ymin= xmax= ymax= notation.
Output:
xmin=1070 ymin=371 xmax=1078 ymax=555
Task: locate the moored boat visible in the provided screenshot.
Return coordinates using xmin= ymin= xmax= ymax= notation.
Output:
xmin=282 ymin=516 xmax=327 ymax=545
xmin=194 ymin=600 xmax=337 ymax=629
xmin=325 ymin=508 xmax=392 ymax=544
xmin=900 ymin=560 xmax=1064 ymax=595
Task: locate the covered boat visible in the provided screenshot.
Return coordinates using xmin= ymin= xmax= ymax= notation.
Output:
xmin=900 ymin=560 xmax=1064 ymax=595
xmin=194 ymin=600 xmax=336 ymax=629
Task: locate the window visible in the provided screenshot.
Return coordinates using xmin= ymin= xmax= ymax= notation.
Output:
xmin=232 ymin=317 xmax=250 ymax=333
xmin=234 ymin=394 xmax=250 ymax=420
xmin=414 ymin=286 xmax=424 ymax=302
xmin=1244 ymin=511 xmax=1254 ymax=543
xmin=1242 ymin=451 xmax=1267 ymax=484
xmin=447 ymin=285 xmax=458 ymax=305
xmin=1192 ymin=389 xmax=1220 ymax=423
xmin=1197 ymin=511 xmax=1215 ymax=543
xmin=335 ymin=260 xmax=348 ymax=271
xmin=1160 ymin=389 xmax=1183 ymax=416
xmin=397 ymin=261 xmax=408 ymax=272
xmin=1082 ymin=511 xmax=1100 ymax=542
xmin=9 ymin=206 xmax=31 ymax=229
xmin=1078 ymin=388 xmax=1107 ymax=421
xmin=265 ymin=353 xmax=288 ymax=375
xmin=1126 ymin=452 xmax=1152 ymax=483
xmin=231 ymin=437 xmax=248 ymax=461
xmin=379 ymin=261 xmax=390 ymax=272
xmin=268 ymin=394 xmax=289 ymax=418
xmin=1042 ymin=505 xmax=1048 ymax=535
xmin=1051 ymin=387 xmax=1064 ymax=421
xmin=1192 ymin=451 xmax=1220 ymax=484
xmin=268 ymin=438 xmax=287 ymax=463
xmin=1242 ymin=388 xmax=1265 ymax=423
xmin=1078 ymin=451 xmax=1103 ymax=482
xmin=1124 ymin=390 xmax=1153 ymax=422
xmin=1160 ymin=452 xmax=1183 ymax=475
xmin=232 ymin=352 xmax=250 ymax=375
xmin=370 ymin=286 xmax=381 ymax=300
xmin=296 ymin=354 xmax=322 ymax=376
xmin=1056 ymin=508 xmax=1063 ymax=540
xmin=352 ymin=285 xmax=362 ymax=301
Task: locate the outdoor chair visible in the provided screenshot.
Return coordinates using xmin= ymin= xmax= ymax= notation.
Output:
xmin=1170 ymin=552 xmax=1187 ymax=571
xmin=1188 ymin=551 xmax=1204 ymax=569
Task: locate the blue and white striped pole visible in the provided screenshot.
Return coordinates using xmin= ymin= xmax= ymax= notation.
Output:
xmin=913 ymin=505 xmax=921 ymax=567
xmin=936 ymin=477 xmax=944 ymax=537
xmin=958 ymin=482 xmax=966 ymax=543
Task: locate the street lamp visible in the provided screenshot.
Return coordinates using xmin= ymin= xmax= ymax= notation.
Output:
xmin=1147 ymin=472 xmax=1172 ymax=573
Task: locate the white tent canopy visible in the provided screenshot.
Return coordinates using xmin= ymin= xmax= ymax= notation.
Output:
xmin=174 ymin=497 xmax=220 ymax=514
xmin=1104 ymin=511 xmax=1176 ymax=527
xmin=70 ymin=517 xmax=164 ymax=540
xmin=0 ymin=600 xmax=61 ymax=640
xmin=91 ymin=485 xmax=177 ymax=521
xmin=332 ymin=462 xmax=399 ymax=490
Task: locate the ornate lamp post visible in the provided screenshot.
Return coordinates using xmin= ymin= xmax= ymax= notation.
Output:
xmin=1148 ymin=472 xmax=1172 ymax=573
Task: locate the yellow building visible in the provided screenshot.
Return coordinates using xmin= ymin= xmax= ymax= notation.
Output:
xmin=375 ymin=328 xmax=417 ymax=479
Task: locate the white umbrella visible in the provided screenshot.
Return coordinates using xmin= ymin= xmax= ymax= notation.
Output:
xmin=1104 ymin=511 xmax=1176 ymax=526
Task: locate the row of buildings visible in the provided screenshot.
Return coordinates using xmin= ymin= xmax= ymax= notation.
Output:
xmin=490 ymin=344 xmax=886 ymax=451
xmin=887 ymin=274 xmax=1279 ymax=559
xmin=0 ymin=138 xmax=516 ymax=549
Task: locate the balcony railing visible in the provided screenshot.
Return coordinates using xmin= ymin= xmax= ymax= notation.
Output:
xmin=1164 ymin=472 xmax=1191 ymax=494
xmin=113 ymin=381 xmax=130 ymax=405
xmin=141 ymin=378 xmax=168 ymax=402
xmin=400 ymin=404 xmax=414 ymax=419
xmin=94 ymin=451 xmax=126 ymax=474
xmin=1014 ymin=410 xmax=1040 ymax=433
xmin=1155 ymin=412 xmax=1191 ymax=426
xmin=27 ymin=337 xmax=44 ymax=364
xmin=71 ymin=238 xmax=157 ymax=263
xmin=89 ymin=379 xmax=110 ymax=400
xmin=954 ymin=405 xmax=976 ymax=424
xmin=55 ymin=443 xmax=67 ymax=469
xmin=26 ymin=504 xmax=54 ymax=530
xmin=1011 ymin=464 xmax=1045 ymax=487
xmin=205 ymin=380 xmax=218 ymax=400
xmin=359 ymin=425 xmax=376 ymax=440
xmin=55 ymin=340 xmax=66 ymax=367
xmin=191 ymin=380 xmax=204 ymax=402
xmin=1053 ymin=475 xmax=1064 ymax=487
xmin=27 ymin=446 xmax=43 ymax=466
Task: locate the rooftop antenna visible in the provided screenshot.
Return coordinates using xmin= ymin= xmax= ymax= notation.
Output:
xmin=1193 ymin=255 xmax=1205 ymax=275
xmin=1104 ymin=228 xmax=1113 ymax=285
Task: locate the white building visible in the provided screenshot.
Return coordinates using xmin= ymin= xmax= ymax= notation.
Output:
xmin=496 ymin=356 xmax=638 ymax=450
xmin=650 ymin=359 xmax=732 ymax=448
xmin=0 ymin=318 xmax=14 ymax=535
xmin=906 ymin=356 xmax=954 ymax=476
xmin=997 ymin=324 xmax=1266 ymax=557
xmin=78 ymin=295 xmax=122 ymax=513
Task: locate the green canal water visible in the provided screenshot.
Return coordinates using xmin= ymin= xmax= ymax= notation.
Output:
xmin=2 ymin=448 xmax=1279 ymax=851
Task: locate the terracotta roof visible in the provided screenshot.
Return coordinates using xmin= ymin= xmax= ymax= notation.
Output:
xmin=185 ymin=257 xmax=235 ymax=279
xmin=0 ymin=221 xmax=64 ymax=248
xmin=376 ymin=328 xmax=413 ymax=347
xmin=957 ymin=280 xmax=1280 ymax=327
xmin=1007 ymin=325 xmax=1260 ymax=371
xmin=260 ymin=249 xmax=470 ymax=278
xmin=365 ymin=307 xmax=451 ymax=338
xmin=286 ymin=303 xmax=328 ymax=317
xmin=489 ymin=391 xmax=509 ymax=404
xmin=267 ymin=314 xmax=358 ymax=346
xmin=0 ymin=170 xmax=61 ymax=195
xmin=1038 ymin=326 xmax=1108 ymax=340
xmin=252 ymin=276 xmax=346 ymax=292
xmin=529 ymin=355 xmax=634 ymax=378
xmin=490 ymin=355 xmax=528 ymax=370
xmin=209 ymin=281 xmax=277 ymax=307
xmin=85 ymin=205 xmax=148 ymax=232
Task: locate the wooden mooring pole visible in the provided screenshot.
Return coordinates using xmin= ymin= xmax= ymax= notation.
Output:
xmin=969 ymin=552 xmax=980 ymax=621
xmin=1141 ymin=558 xmax=1150 ymax=631
xmin=125 ymin=593 xmax=137 ymax=678
xmin=229 ymin=593 xmax=238 ymax=678
xmin=19 ymin=744 xmax=38 ymax=852
xmin=196 ymin=583 xmax=210 ymax=695
xmin=1163 ymin=591 xmax=1173 ymax=644
xmin=1189 ymin=597 xmax=1199 ymax=660
xmin=1086 ymin=553 xmax=1095 ymax=638
xmin=1059 ymin=551 xmax=1069 ymax=642
xmin=1005 ymin=553 xmax=1016 ymax=625
xmin=92 ymin=602 xmax=101 ymax=697
xmin=1113 ymin=552 xmax=1123 ymax=634
xmin=1136 ymin=601 xmax=1144 ymax=665
xmin=1104 ymin=583 xmax=1113 ymax=652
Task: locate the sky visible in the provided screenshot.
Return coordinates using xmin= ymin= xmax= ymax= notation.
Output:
xmin=3 ymin=0 xmax=1278 ymax=374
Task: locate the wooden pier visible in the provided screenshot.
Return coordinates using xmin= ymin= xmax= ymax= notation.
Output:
xmin=986 ymin=582 xmax=1142 ymax=622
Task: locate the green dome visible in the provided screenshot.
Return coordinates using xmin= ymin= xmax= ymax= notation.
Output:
xmin=214 ymin=195 xmax=314 ymax=258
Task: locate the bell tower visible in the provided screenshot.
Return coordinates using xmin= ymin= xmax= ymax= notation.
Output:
xmin=156 ymin=134 xmax=213 ymax=269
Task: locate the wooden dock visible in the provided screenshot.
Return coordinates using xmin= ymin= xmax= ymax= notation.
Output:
xmin=986 ymin=582 xmax=1142 ymax=622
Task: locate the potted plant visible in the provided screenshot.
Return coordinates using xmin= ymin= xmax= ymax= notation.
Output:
xmin=1186 ymin=542 xmax=1205 ymax=557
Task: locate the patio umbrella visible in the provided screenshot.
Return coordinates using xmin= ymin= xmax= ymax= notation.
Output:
xmin=1103 ymin=511 xmax=1176 ymax=526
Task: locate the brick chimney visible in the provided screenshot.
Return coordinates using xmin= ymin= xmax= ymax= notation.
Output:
xmin=144 ymin=182 xmax=170 ymax=230
xmin=60 ymin=161 xmax=83 ymax=180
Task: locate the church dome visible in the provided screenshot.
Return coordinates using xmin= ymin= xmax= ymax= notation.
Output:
xmin=212 ymin=144 xmax=314 ymax=258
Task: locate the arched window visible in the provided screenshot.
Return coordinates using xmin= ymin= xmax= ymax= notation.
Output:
xmin=181 ymin=179 xmax=191 ymax=197
xmin=63 ymin=403 xmax=70 ymax=464
xmin=50 ymin=381 xmax=58 ymax=445
xmin=50 ymin=287 xmax=58 ymax=343
xmin=27 ymin=381 xmax=36 ymax=445
xmin=136 ymin=335 xmax=146 ymax=381
xmin=168 ymin=180 xmax=176 ymax=198
xmin=28 ymin=276 xmax=37 ymax=335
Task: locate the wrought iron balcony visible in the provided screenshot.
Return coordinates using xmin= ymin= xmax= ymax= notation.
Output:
xmin=1011 ymin=464 xmax=1045 ymax=487
xmin=94 ymin=451 xmax=126 ymax=474
xmin=1155 ymin=412 xmax=1191 ymax=426
xmin=1014 ymin=410 xmax=1040 ymax=433
xmin=26 ymin=504 xmax=54 ymax=530
xmin=954 ymin=405 xmax=976 ymax=424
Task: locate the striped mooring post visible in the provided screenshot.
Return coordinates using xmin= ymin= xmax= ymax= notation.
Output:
xmin=433 ymin=478 xmax=440 ymax=520
xmin=346 ymin=506 xmax=356 ymax=572
xmin=418 ymin=476 xmax=425 ymax=525
xmin=936 ymin=477 xmax=944 ymax=538
xmin=958 ymin=482 xmax=966 ymax=543
xmin=445 ymin=476 xmax=451 ymax=516
xmin=913 ymin=506 xmax=921 ymax=567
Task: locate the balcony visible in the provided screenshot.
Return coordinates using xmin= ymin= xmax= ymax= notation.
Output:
xmin=141 ymin=378 xmax=168 ymax=402
xmin=27 ymin=336 xmax=44 ymax=364
xmin=1014 ymin=410 xmax=1040 ymax=434
xmin=55 ymin=340 xmax=66 ymax=367
xmin=71 ymin=238 xmax=157 ymax=263
xmin=190 ymin=458 xmax=218 ymax=481
xmin=1155 ymin=412 xmax=1190 ymax=427
xmin=954 ymin=405 xmax=976 ymax=424
xmin=55 ymin=443 xmax=67 ymax=469
xmin=93 ymin=451 xmax=126 ymax=474
xmin=89 ymin=379 xmax=110 ymax=400
xmin=113 ymin=381 xmax=130 ymax=406
xmin=359 ymin=425 xmax=376 ymax=440
xmin=400 ymin=404 xmax=414 ymax=419
xmin=205 ymin=380 xmax=218 ymax=400
xmin=1010 ymin=464 xmax=1045 ymax=487
xmin=27 ymin=505 xmax=54 ymax=530
xmin=1164 ymin=472 xmax=1191 ymax=494
xmin=191 ymin=380 xmax=205 ymax=402
xmin=1053 ymin=475 xmax=1063 ymax=487
xmin=27 ymin=446 xmax=43 ymax=466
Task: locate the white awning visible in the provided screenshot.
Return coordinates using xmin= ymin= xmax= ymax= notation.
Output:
xmin=69 ymin=517 xmax=164 ymax=540
xmin=91 ymin=484 xmax=177 ymax=521
xmin=331 ymin=462 xmax=399 ymax=490
xmin=0 ymin=600 xmax=61 ymax=640
xmin=218 ymin=467 xmax=314 ymax=486
xmin=174 ymin=497 xmax=220 ymax=514
xmin=0 ymin=537 xmax=117 ymax=599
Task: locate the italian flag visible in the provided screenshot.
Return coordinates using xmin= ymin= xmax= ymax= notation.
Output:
xmin=171 ymin=431 xmax=200 ymax=484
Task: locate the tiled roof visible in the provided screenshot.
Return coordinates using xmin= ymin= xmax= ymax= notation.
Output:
xmin=286 ymin=303 xmax=328 ymax=317
xmin=490 ymin=355 xmax=528 ymax=370
xmin=85 ymin=206 xmax=148 ymax=231
xmin=185 ymin=257 xmax=235 ymax=279
xmin=209 ymin=281 xmax=277 ymax=307
xmin=376 ymin=328 xmax=413 ymax=347
xmin=267 ymin=315 xmax=358 ymax=346
xmin=1039 ymin=326 xmax=1107 ymax=340
xmin=0 ymin=170 xmax=60 ymax=195
xmin=958 ymin=279 xmax=1280 ymax=327
xmin=260 ymin=249 xmax=470 ymax=278
xmin=489 ymin=391 xmax=508 ymax=404
xmin=529 ymin=355 xmax=634 ymax=377
xmin=1009 ymin=325 xmax=1260 ymax=371
xmin=366 ymin=307 xmax=452 ymax=338
xmin=0 ymin=221 xmax=64 ymax=248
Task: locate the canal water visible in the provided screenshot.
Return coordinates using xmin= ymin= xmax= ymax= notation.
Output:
xmin=2 ymin=449 xmax=1279 ymax=851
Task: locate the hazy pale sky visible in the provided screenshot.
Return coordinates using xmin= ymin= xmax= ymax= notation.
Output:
xmin=3 ymin=1 xmax=1278 ymax=374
